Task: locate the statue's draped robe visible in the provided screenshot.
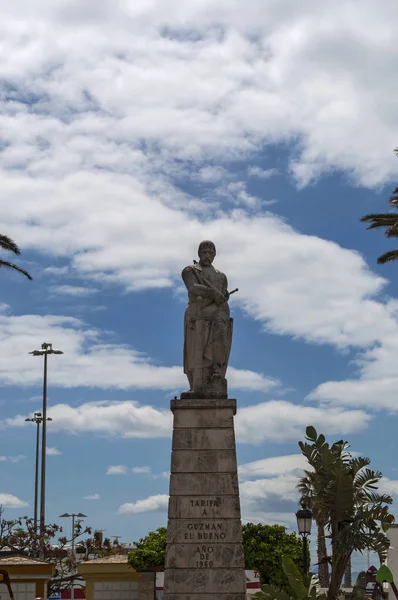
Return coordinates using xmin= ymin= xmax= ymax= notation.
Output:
xmin=182 ymin=263 xmax=233 ymax=390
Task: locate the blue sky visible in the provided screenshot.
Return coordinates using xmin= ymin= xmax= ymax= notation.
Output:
xmin=1 ymin=0 xmax=398 ymax=572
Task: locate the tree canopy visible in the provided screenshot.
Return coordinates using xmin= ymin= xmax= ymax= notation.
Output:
xmin=242 ymin=523 xmax=304 ymax=592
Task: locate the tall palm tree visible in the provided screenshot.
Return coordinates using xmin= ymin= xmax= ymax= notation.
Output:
xmin=361 ymin=149 xmax=398 ymax=264
xmin=0 ymin=235 xmax=32 ymax=280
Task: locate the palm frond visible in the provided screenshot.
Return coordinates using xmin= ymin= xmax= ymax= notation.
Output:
xmin=0 ymin=235 xmax=21 ymax=255
xmin=386 ymin=222 xmax=398 ymax=237
xmin=377 ymin=249 xmax=398 ymax=264
xmin=360 ymin=214 xmax=398 ymax=230
xmin=0 ymin=260 xmax=32 ymax=280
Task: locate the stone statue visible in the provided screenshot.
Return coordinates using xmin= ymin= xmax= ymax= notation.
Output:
xmin=181 ymin=240 xmax=237 ymax=399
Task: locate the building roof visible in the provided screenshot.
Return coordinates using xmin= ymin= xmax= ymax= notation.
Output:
xmin=0 ymin=555 xmax=50 ymax=566
xmin=84 ymin=554 xmax=128 ymax=565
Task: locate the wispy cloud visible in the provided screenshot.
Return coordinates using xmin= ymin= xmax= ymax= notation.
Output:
xmin=131 ymin=466 xmax=151 ymax=474
xmin=118 ymin=494 xmax=169 ymax=515
xmin=106 ymin=465 xmax=128 ymax=475
xmin=51 ymin=285 xmax=97 ymax=297
xmin=0 ymin=494 xmax=28 ymax=508
xmin=0 ymin=455 xmax=26 ymax=463
xmin=82 ymin=493 xmax=100 ymax=500
xmin=46 ymin=447 xmax=62 ymax=456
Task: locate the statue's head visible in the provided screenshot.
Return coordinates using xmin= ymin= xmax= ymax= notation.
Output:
xmin=198 ymin=240 xmax=216 ymax=267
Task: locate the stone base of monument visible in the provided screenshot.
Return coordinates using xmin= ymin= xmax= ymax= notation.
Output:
xmin=164 ymin=398 xmax=246 ymax=600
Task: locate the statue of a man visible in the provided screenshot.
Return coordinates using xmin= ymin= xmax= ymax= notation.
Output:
xmin=181 ymin=240 xmax=233 ymax=399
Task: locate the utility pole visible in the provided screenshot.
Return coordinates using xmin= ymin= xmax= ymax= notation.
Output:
xmin=30 ymin=343 xmax=63 ymax=547
xmin=24 ymin=412 xmax=52 ymax=541
xmin=59 ymin=512 xmax=87 ymax=600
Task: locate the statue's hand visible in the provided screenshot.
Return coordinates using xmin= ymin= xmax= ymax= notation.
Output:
xmin=214 ymin=291 xmax=226 ymax=305
xmin=224 ymin=290 xmax=230 ymax=302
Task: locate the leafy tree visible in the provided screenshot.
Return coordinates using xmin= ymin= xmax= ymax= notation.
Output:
xmin=128 ymin=524 xmax=303 ymax=593
xmin=298 ymin=426 xmax=394 ymax=600
xmin=360 ymin=150 xmax=398 ymax=264
xmin=0 ymin=510 xmax=121 ymax=597
xmin=0 ymin=235 xmax=32 ymax=280
xmin=128 ymin=527 xmax=167 ymax=571
xmin=243 ymin=523 xmax=304 ymax=592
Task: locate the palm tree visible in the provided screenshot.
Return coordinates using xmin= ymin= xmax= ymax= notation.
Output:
xmin=360 ymin=149 xmax=398 ymax=264
xmin=0 ymin=235 xmax=32 ymax=280
xmin=299 ymin=427 xmax=394 ymax=600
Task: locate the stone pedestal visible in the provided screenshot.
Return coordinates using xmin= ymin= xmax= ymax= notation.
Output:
xmin=164 ymin=398 xmax=246 ymax=600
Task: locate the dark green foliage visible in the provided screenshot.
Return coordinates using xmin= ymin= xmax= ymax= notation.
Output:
xmin=242 ymin=523 xmax=305 ymax=593
xmin=128 ymin=527 xmax=167 ymax=571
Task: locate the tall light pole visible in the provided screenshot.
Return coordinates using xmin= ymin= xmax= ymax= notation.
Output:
xmin=30 ymin=343 xmax=63 ymax=540
xmin=296 ymin=503 xmax=313 ymax=574
xmin=59 ymin=512 xmax=87 ymax=600
xmin=24 ymin=412 xmax=52 ymax=537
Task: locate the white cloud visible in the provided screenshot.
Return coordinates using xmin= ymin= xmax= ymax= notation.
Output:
xmin=248 ymin=167 xmax=278 ymax=179
xmin=106 ymin=465 xmax=128 ymax=475
xmin=239 ymin=453 xmax=305 ymax=480
xmin=1 ymin=0 xmax=397 ymax=189
xmin=44 ymin=266 xmax=69 ymax=276
xmin=0 ymin=493 xmax=28 ymax=508
xmin=308 ymin=309 xmax=398 ymax=411
xmin=152 ymin=471 xmax=170 ymax=480
xmin=0 ymin=0 xmax=396 ymax=372
xmin=240 ymin=474 xmax=300 ymax=504
xmin=0 ymin=455 xmax=25 ymax=463
xmin=377 ymin=477 xmax=398 ymax=498
xmin=118 ymin=494 xmax=169 ymax=515
xmin=3 ymin=399 xmax=369 ymax=443
xmin=51 ymin=285 xmax=97 ymax=296
xmin=0 ymin=312 xmax=274 ymax=393
xmin=131 ymin=466 xmax=151 ymax=474
xmin=82 ymin=493 xmax=100 ymax=500
xmin=235 ymin=400 xmax=370 ymax=444
xmin=46 ymin=447 xmax=61 ymax=455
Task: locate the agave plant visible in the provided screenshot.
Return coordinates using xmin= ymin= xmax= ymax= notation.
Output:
xmin=254 ymin=556 xmax=366 ymax=600
xmin=254 ymin=556 xmax=326 ymax=600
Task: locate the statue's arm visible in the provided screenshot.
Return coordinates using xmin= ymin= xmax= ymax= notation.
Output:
xmin=182 ymin=267 xmax=214 ymax=298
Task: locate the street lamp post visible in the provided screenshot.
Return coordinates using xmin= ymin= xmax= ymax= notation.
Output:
xmin=30 ymin=343 xmax=63 ymax=540
xmin=24 ymin=412 xmax=52 ymax=537
xmin=296 ymin=503 xmax=313 ymax=574
xmin=59 ymin=513 xmax=87 ymax=600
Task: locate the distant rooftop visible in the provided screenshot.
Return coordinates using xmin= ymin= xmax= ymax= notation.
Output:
xmin=84 ymin=554 xmax=128 ymax=565
xmin=0 ymin=555 xmax=49 ymax=566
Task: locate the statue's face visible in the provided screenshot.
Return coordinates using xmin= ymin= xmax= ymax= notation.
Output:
xmin=199 ymin=247 xmax=215 ymax=267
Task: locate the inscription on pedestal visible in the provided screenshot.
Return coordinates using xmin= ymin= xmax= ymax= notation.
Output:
xmin=167 ymin=518 xmax=242 ymax=544
xmin=168 ymin=495 xmax=241 ymax=519
xmin=165 ymin=543 xmax=245 ymax=569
